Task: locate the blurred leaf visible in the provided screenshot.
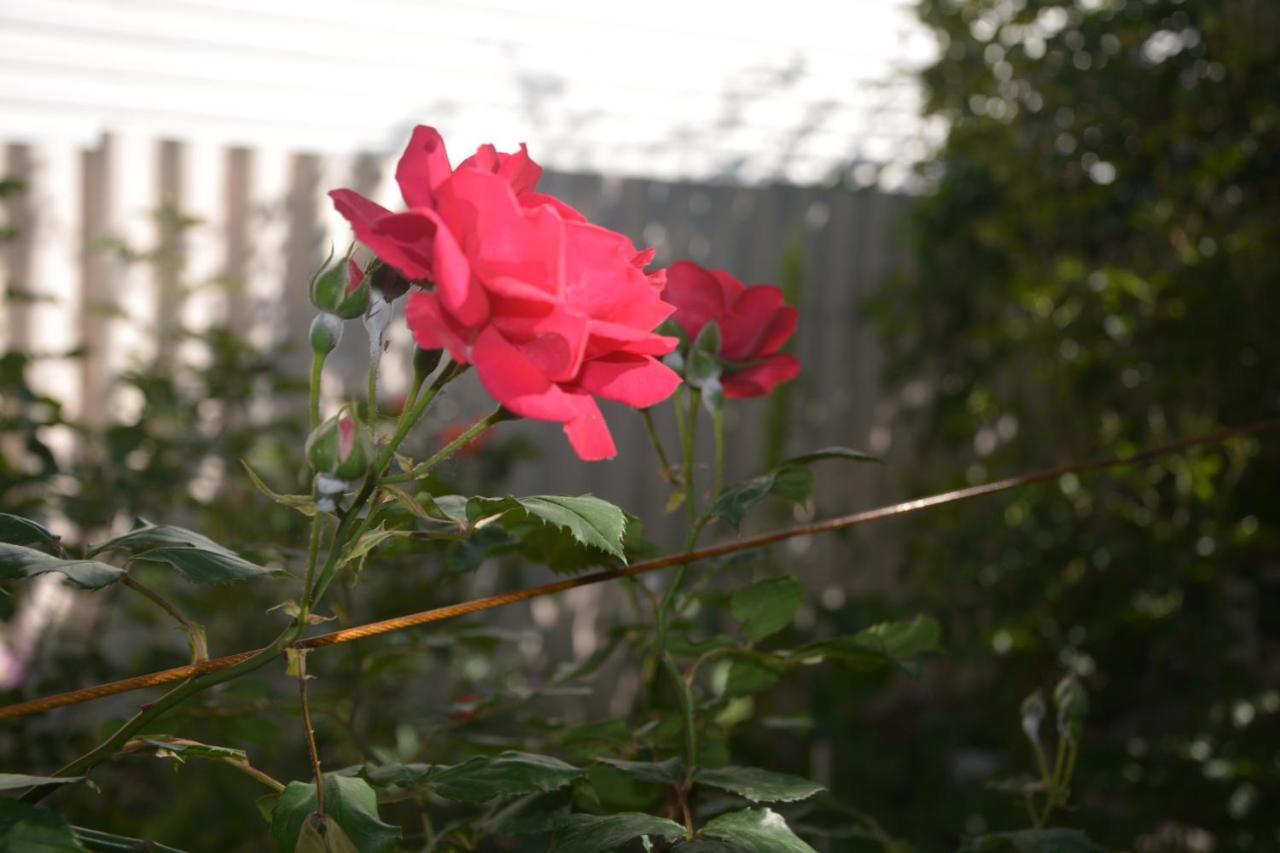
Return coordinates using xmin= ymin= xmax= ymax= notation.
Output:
xmin=711 ymin=447 xmax=878 ymax=529
xmin=427 ymin=752 xmax=583 ymax=803
xmin=270 ymin=775 xmax=397 ymax=853
xmin=730 ymin=576 xmax=805 ymax=641
xmin=796 ymin=615 xmax=942 ymax=673
xmin=723 ymin=655 xmax=785 ymax=698
xmin=549 ymin=812 xmax=686 ymax=853
xmin=959 ymin=829 xmax=1104 ymax=852
xmin=696 ymin=807 xmax=816 ymax=853
xmin=131 ymin=546 xmax=280 ymax=584
xmin=89 ymin=521 xmax=237 ymax=557
xmin=0 ymin=800 xmax=86 ymax=852
xmin=0 ymin=513 xmax=59 ymax=548
xmin=693 ymin=766 xmax=824 ymax=803
xmin=594 ymin=757 xmax=684 ymax=786
xmin=241 ymin=461 xmax=316 ymax=517
xmin=0 ymin=773 xmax=85 ymax=791
xmin=485 ymin=789 xmax=573 ymax=836
xmin=295 ymin=814 xmax=359 ymax=853
xmin=0 ymin=543 xmax=124 ymax=588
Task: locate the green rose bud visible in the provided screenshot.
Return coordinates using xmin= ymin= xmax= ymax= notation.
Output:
xmin=305 ymin=406 xmax=371 ymax=481
xmin=310 ymin=258 xmax=370 ymax=319
xmin=309 ymin=313 xmax=344 ymax=355
xmin=1053 ymin=675 xmax=1089 ymax=740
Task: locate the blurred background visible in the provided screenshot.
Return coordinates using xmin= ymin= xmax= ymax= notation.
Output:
xmin=3 ymin=0 xmax=1279 ymax=850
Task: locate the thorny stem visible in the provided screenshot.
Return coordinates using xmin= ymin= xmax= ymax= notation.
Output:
xmin=296 ymin=651 xmax=325 ymax=816
xmin=711 ymin=406 xmax=725 ymax=500
xmin=385 ymin=405 xmax=514 ymax=484
xmin=640 ymin=407 xmax=677 ymax=484
xmin=308 ymin=351 xmax=325 ymax=430
xmin=227 ymin=759 xmax=287 ymax=793
xmin=120 ymin=575 xmax=207 ymax=664
xmin=366 ymin=359 xmax=380 ymax=425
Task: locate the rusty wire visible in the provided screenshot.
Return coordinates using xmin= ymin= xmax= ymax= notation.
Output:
xmin=1 ymin=417 xmax=1276 ymax=724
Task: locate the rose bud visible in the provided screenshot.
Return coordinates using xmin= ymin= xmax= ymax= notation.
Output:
xmin=305 ymin=406 xmax=371 ymax=481
xmin=310 ymin=258 xmax=370 ymax=319
xmin=309 ymin=312 xmax=344 ymax=355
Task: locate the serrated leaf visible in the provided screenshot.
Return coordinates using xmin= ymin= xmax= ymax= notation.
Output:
xmin=0 ymin=773 xmax=85 ymax=792
xmin=271 ymin=775 xmax=397 ymax=853
xmin=709 ymin=447 xmax=877 ymax=529
xmin=89 ymin=521 xmax=236 ymax=557
xmin=130 ymin=546 xmax=280 ymax=584
xmin=594 ymin=757 xmax=684 ymax=786
xmin=959 ymin=828 xmax=1105 ymax=852
xmin=0 ymin=800 xmax=86 ymax=852
xmin=0 ymin=513 xmax=59 ymax=547
xmin=549 ymin=812 xmax=686 ymax=853
xmin=241 ymin=461 xmax=316 ymax=517
xmin=427 ymin=751 xmax=583 ymax=803
xmin=467 ymin=495 xmax=628 ymax=563
xmin=697 ymin=807 xmax=816 ymax=853
xmin=796 ymin=615 xmax=941 ymax=673
xmin=730 ymin=577 xmax=805 ymax=641
xmin=0 ymin=543 xmax=124 ymax=589
xmin=337 ymin=526 xmax=407 ymax=570
xmin=693 ymin=766 xmax=824 ymax=803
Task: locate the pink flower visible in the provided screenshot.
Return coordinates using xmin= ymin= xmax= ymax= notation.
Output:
xmin=663 ymin=260 xmax=800 ymax=399
xmin=329 ymin=126 xmax=680 ymax=460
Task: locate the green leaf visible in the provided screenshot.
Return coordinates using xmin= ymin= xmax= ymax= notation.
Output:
xmin=295 ymin=814 xmax=360 ymax=853
xmin=467 ymin=494 xmax=628 ymax=564
xmin=730 ymin=577 xmax=805 ymax=641
xmin=594 ymin=757 xmax=684 ymax=786
xmin=959 ymin=828 xmax=1105 ymax=852
xmin=241 ymin=461 xmax=316 ymax=517
xmin=686 ymin=321 xmax=723 ymax=390
xmin=131 ymin=546 xmax=279 ymax=584
xmin=0 ymin=774 xmax=85 ymax=792
xmin=697 ymin=807 xmax=816 ymax=853
xmin=693 ymin=766 xmax=824 ymax=803
xmin=796 ymin=615 xmax=941 ymax=673
xmin=119 ymin=735 xmax=249 ymax=765
xmin=0 ymin=543 xmax=124 ymax=589
xmin=485 ymin=790 xmax=573 ymax=837
xmin=0 ymin=800 xmax=87 ymax=852
xmin=0 ymin=513 xmax=59 ymax=548
xmin=89 ymin=521 xmax=236 ymax=557
xmin=709 ymin=447 xmax=877 ymax=530
xmin=549 ymin=812 xmax=686 ymax=853
xmin=271 ymin=775 xmax=397 ymax=853
xmin=427 ymin=751 xmax=583 ymax=803
xmin=337 ymin=526 xmax=408 ymax=571
xmin=723 ymin=655 xmax=785 ymax=697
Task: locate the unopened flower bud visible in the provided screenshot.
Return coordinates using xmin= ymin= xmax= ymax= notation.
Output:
xmin=306 ymin=407 xmax=371 ymax=481
xmin=309 ymin=312 xmax=344 ymax=354
xmin=413 ymin=346 xmax=444 ymax=380
xmin=1053 ymin=675 xmax=1089 ymax=740
xmin=310 ymin=258 xmax=370 ymax=319
xmin=1021 ymin=690 xmax=1046 ymax=741
xmin=371 ymin=264 xmax=411 ymax=302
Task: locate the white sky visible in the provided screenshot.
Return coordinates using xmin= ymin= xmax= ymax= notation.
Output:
xmin=0 ymin=0 xmax=938 ymax=186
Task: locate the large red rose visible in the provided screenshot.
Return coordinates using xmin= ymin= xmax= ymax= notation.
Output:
xmin=328 ymin=126 xmax=680 ymax=460
xmin=663 ymin=260 xmax=800 ymax=399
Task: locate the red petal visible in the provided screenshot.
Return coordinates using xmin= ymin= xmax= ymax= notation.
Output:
xmin=722 ymin=353 xmax=801 ymax=399
xmin=721 ymin=285 xmax=788 ymax=361
xmin=395 ymin=126 xmax=452 ymax=209
xmin=561 ymin=391 xmax=617 ymax=461
xmin=585 ymin=320 xmax=679 ymax=358
xmin=662 ymin=260 xmax=727 ymax=340
xmin=331 ymin=190 xmax=432 ymax=280
xmin=576 ymin=354 xmax=681 ymax=409
xmin=471 ymin=326 xmax=575 ymax=422
xmin=405 ymin=291 xmax=470 ymax=363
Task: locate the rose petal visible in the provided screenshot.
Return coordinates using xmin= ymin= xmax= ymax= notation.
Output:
xmin=330 ymin=190 xmax=434 ymax=280
xmin=561 ymin=391 xmax=617 ymax=461
xmin=722 ymin=353 xmax=801 ymax=399
xmin=395 ymin=126 xmax=453 ymax=209
xmin=662 ymin=259 xmax=728 ymax=340
xmin=471 ymin=326 xmax=575 ymax=422
xmin=405 ymin=291 xmax=470 ymax=363
xmin=585 ymin=320 xmax=679 ymax=358
xmin=576 ymin=354 xmax=681 ymax=409
xmin=721 ymin=285 xmax=788 ymax=361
